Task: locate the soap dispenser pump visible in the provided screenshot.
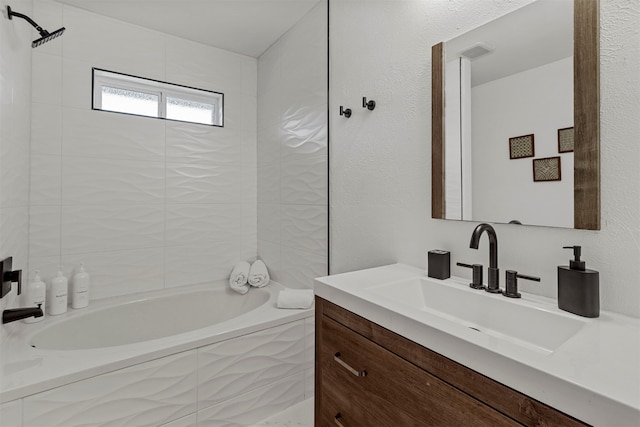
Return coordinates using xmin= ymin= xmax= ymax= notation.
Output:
xmin=557 ymin=246 xmax=599 ymax=318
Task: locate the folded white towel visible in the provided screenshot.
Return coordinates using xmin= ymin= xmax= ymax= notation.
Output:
xmin=229 ymin=261 xmax=251 ymax=294
xmin=248 ymin=260 xmax=270 ymax=288
xmin=277 ymin=289 xmax=314 ymax=309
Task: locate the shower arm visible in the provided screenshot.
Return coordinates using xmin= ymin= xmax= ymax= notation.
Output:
xmin=7 ymin=6 xmax=49 ymax=36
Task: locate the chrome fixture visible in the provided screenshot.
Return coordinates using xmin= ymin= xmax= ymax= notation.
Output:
xmin=362 ymin=97 xmax=376 ymax=111
xmin=339 ymin=106 xmax=352 ymax=118
xmin=6 ymin=6 xmax=66 ymax=48
xmin=469 ymin=223 xmax=500 ymax=293
xmin=3 ymin=304 xmax=43 ymax=324
xmin=504 ymin=270 xmax=540 ymax=299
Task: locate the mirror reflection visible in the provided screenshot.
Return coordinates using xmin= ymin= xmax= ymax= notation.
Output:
xmin=442 ymin=0 xmax=574 ymax=228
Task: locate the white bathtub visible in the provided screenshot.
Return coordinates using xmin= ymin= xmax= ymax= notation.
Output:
xmin=0 ymin=281 xmax=314 ymax=426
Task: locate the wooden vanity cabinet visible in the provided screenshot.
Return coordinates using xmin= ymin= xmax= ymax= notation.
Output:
xmin=315 ymin=297 xmax=590 ymax=427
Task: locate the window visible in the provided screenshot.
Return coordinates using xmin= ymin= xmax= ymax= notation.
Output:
xmin=92 ymin=68 xmax=223 ymax=127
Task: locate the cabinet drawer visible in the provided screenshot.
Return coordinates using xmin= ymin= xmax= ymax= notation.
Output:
xmin=318 ymin=315 xmax=520 ymax=427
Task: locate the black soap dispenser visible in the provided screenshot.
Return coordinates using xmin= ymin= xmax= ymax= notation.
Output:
xmin=557 ymin=246 xmax=599 ymax=318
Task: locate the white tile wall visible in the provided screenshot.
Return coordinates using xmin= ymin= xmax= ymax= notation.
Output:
xmin=0 ymin=399 xmax=22 ymax=427
xmin=0 ymin=0 xmax=32 ymax=336
xmin=197 ymin=320 xmax=306 ymax=410
xmin=23 ymin=350 xmax=198 ymax=427
xmin=28 ymin=0 xmax=258 ymax=299
xmin=256 ymin=0 xmax=328 ymax=289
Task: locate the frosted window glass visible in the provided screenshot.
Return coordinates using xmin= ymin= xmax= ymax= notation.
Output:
xmin=166 ymin=97 xmax=214 ymax=125
xmin=101 ymin=86 xmax=159 ymax=117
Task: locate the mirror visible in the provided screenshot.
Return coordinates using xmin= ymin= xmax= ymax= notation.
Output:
xmin=432 ymin=0 xmax=599 ymax=230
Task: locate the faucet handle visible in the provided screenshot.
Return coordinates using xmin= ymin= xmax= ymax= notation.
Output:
xmin=503 ymin=270 xmax=540 ymax=298
xmin=456 ymin=262 xmax=484 ymax=290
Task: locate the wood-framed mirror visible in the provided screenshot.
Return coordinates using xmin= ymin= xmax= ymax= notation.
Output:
xmin=432 ymin=0 xmax=599 ymax=230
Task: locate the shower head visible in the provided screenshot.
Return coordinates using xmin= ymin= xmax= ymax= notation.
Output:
xmin=7 ymin=5 xmax=66 ymax=48
xmin=32 ymin=27 xmax=65 ymax=48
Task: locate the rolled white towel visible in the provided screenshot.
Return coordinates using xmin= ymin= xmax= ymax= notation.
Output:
xmin=277 ymin=289 xmax=314 ymax=309
xmin=248 ymin=260 xmax=270 ymax=288
xmin=229 ymin=261 xmax=250 ymax=294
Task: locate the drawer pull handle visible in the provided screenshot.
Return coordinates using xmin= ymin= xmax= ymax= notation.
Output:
xmin=334 ymin=413 xmax=346 ymax=427
xmin=334 ymin=352 xmax=367 ymax=377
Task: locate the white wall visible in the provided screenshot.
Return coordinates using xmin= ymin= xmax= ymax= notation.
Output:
xmin=28 ymin=0 xmax=257 ymax=300
xmin=471 ymin=57 xmax=573 ymax=227
xmin=330 ymin=0 xmax=640 ymax=317
xmin=0 ymin=0 xmax=32 ymax=338
xmin=257 ymin=1 xmax=328 ymax=289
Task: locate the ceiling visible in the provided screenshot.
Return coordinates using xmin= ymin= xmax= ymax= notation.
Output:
xmin=54 ymin=0 xmax=321 ymax=58
xmin=445 ymin=0 xmax=573 ymax=87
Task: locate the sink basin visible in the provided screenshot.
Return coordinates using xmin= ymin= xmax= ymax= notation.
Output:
xmin=368 ymin=277 xmax=586 ymax=354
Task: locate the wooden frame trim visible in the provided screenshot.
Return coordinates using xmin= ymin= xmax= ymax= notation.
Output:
xmin=431 ymin=42 xmax=445 ymax=219
xmin=574 ymin=0 xmax=600 ymax=230
xmin=431 ymin=0 xmax=600 ymax=229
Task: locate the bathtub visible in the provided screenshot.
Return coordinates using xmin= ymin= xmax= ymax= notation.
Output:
xmin=0 ymin=281 xmax=314 ymax=427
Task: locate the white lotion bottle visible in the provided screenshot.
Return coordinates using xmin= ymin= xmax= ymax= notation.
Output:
xmin=24 ymin=270 xmax=46 ymax=323
xmin=70 ymin=264 xmax=90 ymax=309
xmin=48 ymin=268 xmax=68 ymax=316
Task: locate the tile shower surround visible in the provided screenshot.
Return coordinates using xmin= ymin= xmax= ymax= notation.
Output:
xmin=26 ymin=0 xmax=328 ymax=300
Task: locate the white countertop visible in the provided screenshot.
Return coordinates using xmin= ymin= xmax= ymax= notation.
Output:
xmin=314 ymin=263 xmax=640 ymax=427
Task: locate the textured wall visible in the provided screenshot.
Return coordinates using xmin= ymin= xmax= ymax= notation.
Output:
xmin=28 ymin=0 xmax=257 ymax=300
xmin=257 ymin=1 xmax=328 ymax=289
xmin=330 ymin=0 xmax=640 ymax=317
xmin=0 ymin=0 xmax=32 ymax=339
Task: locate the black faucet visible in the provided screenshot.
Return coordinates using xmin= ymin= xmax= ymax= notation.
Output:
xmin=2 ymin=304 xmax=43 ymax=324
xmin=469 ymin=223 xmax=501 ymax=293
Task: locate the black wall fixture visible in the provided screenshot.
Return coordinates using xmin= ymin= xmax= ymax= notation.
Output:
xmin=339 ymin=106 xmax=352 ymax=118
xmin=362 ymin=97 xmax=376 ymax=111
xmin=7 ymin=5 xmax=66 ymax=48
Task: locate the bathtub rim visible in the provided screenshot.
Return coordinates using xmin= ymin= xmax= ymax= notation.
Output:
xmin=0 ymin=280 xmax=313 ymax=404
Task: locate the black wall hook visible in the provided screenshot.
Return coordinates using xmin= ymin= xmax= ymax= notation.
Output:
xmin=339 ymin=106 xmax=352 ymax=118
xmin=362 ymin=97 xmax=376 ymax=111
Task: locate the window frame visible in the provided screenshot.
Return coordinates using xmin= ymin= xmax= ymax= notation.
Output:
xmin=92 ymin=68 xmax=224 ymax=127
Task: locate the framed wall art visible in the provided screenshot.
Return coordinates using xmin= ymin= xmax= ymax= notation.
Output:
xmin=558 ymin=126 xmax=574 ymax=153
xmin=533 ymin=156 xmax=561 ymax=182
xmin=509 ymin=134 xmax=535 ymax=159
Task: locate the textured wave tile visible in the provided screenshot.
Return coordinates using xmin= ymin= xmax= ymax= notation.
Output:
xmin=280 ymin=205 xmax=328 ymax=255
xmin=159 ymin=414 xmax=197 ymax=427
xmin=166 ymin=121 xmax=241 ymax=165
xmin=23 ymin=350 xmax=197 ymax=427
xmin=257 ymin=162 xmax=281 ymax=205
xmin=62 ymin=5 xmax=165 ymax=80
xmin=61 ymin=204 xmax=164 ymax=254
xmin=198 ymin=320 xmax=305 ymax=409
xmin=197 ymin=372 xmax=305 ymax=427
xmin=166 ymin=163 xmax=242 ymax=204
xmin=31 ymin=103 xmax=62 ymax=155
xmin=165 ymin=35 xmax=243 ymax=93
xmin=0 ymin=207 xmax=29 ymax=264
xmin=257 ymin=204 xmax=281 ymax=245
xmin=0 ymin=115 xmax=30 ymax=208
xmin=304 ymin=317 xmax=315 ymax=370
xmin=165 ymin=204 xmax=242 ymax=247
xmin=29 ymin=205 xmax=62 ymax=258
xmin=62 ymin=157 xmax=164 ymax=205
xmin=304 ymin=368 xmax=315 ymax=400
xmin=62 ymin=247 xmax=165 ymax=300
xmin=0 ymin=399 xmax=22 ymax=427
xmin=279 ymin=247 xmax=327 ymax=290
xmin=280 ymin=155 xmax=327 ymax=205
xmin=62 ymin=107 xmax=165 ymax=161
xmin=62 ymin=58 xmax=92 ymax=109
xmin=164 ymin=241 xmax=242 ymax=287
xmin=32 ymin=52 xmax=62 ymax=105
xmin=30 ymin=154 xmax=61 ymax=205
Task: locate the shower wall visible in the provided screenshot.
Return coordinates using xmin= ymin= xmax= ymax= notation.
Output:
xmin=28 ymin=0 xmax=258 ymax=299
xmin=257 ymin=1 xmax=328 ymax=289
xmin=0 ymin=0 xmax=32 ymax=335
